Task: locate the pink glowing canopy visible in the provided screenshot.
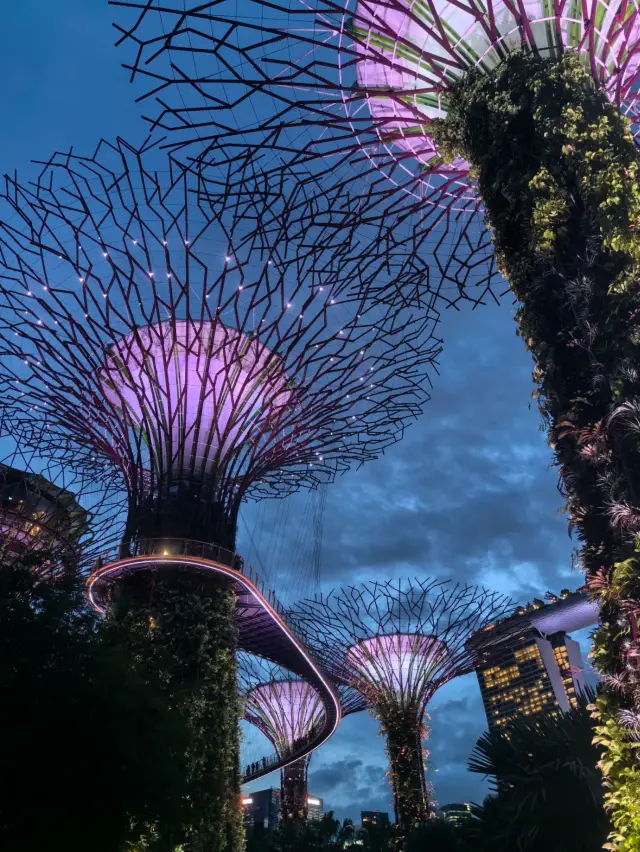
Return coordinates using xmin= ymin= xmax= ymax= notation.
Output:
xmin=246 ymin=679 xmax=324 ymax=753
xmin=101 ymin=319 xmax=292 ymax=480
xmin=346 ymin=633 xmax=448 ymax=707
xmin=351 ymin=0 xmax=640 ymax=180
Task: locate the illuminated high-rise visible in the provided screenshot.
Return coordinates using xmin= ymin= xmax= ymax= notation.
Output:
xmin=476 ymin=627 xmax=586 ymax=731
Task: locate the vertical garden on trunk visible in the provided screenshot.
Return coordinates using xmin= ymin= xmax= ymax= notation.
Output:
xmin=433 ymin=51 xmax=640 ymax=849
xmin=111 ymin=569 xmax=244 ymax=851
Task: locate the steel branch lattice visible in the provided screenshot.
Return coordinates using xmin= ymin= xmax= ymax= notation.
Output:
xmin=286 ymin=577 xmax=512 ymax=827
xmin=108 ymin=0 xmax=640 ymax=309
xmin=0 ymin=136 xmax=437 ymax=783
xmin=0 ymin=137 xmax=440 ymax=547
xmin=288 ymin=577 xmax=513 ymax=712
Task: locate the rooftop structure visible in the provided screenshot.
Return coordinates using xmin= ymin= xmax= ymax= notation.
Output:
xmin=472 ymin=590 xmax=593 ymax=730
xmin=288 ymin=578 xmax=512 ymax=834
xmin=439 ymin=803 xmax=472 ymax=826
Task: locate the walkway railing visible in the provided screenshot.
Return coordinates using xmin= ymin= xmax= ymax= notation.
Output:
xmin=242 ymin=718 xmax=325 ymax=781
xmin=90 ymin=537 xmax=341 ymax=784
xmin=94 ymin=536 xmax=286 ymax=616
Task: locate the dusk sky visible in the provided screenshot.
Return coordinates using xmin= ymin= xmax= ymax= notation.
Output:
xmin=1 ymin=0 xmax=596 ymax=824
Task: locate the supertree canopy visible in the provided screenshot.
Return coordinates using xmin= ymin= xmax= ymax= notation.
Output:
xmin=110 ymin=5 xmax=640 ymax=843
xmin=0 ymin=464 xmax=87 ymax=566
xmin=287 ymin=578 xmax=512 ymax=833
xmin=0 ymin=442 xmax=124 ymax=576
xmin=238 ymin=653 xmax=325 ymax=821
xmin=0 ymin=139 xmax=438 ymax=550
xmin=0 ymin=137 xmax=439 ymax=849
xmin=239 ymin=653 xmax=365 ymax=819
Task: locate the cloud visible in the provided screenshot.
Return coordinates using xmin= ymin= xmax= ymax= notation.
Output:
xmin=238 ymin=299 xmax=584 ymax=819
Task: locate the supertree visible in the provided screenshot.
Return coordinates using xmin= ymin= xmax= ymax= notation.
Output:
xmin=0 ymin=463 xmax=87 ymax=566
xmin=238 ymin=652 xmax=365 ymax=822
xmin=0 ymin=435 xmax=124 ymax=577
xmin=284 ymin=578 xmax=512 ymax=834
xmin=110 ymin=5 xmax=640 ymax=841
xmin=0 ymin=137 xmax=439 ymax=849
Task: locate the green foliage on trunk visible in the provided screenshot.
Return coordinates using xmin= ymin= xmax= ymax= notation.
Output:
xmin=110 ymin=567 xmax=244 ymax=852
xmin=379 ymin=712 xmax=428 ymax=834
xmin=432 ymin=51 xmax=640 ymax=850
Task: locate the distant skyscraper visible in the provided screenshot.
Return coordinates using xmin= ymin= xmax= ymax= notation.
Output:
xmin=242 ymin=788 xmax=322 ymax=826
xmin=242 ymin=788 xmax=281 ymax=830
xmin=476 ymin=627 xmax=586 ymax=730
xmin=439 ymin=803 xmax=472 ymax=826
xmin=307 ymin=795 xmax=324 ymax=821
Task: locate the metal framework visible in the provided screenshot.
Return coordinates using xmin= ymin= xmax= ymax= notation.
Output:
xmin=0 ymin=138 xmax=438 ymax=545
xmin=287 ymin=578 xmax=512 ymax=831
xmin=239 ymin=653 xmax=323 ymax=821
xmin=0 ymin=136 xmax=439 ymax=777
xmin=108 ymin=0 xmax=640 ymax=308
xmin=0 ymin=463 xmax=87 ymax=567
xmin=238 ymin=652 xmax=366 ymax=814
xmin=0 ymin=437 xmax=126 ymax=576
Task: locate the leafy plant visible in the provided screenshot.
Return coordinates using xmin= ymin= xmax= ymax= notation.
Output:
xmin=433 ymin=51 xmax=640 ymax=848
xmin=110 ymin=567 xmax=244 ymax=852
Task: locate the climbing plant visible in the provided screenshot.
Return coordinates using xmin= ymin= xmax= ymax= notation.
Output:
xmin=110 ymin=567 xmax=244 ymax=852
xmin=433 ymin=51 xmax=640 ymax=850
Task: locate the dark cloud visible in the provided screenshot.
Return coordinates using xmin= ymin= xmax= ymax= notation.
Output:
xmin=239 ymin=300 xmax=583 ymax=820
xmin=307 ymin=730 xmax=393 ymax=823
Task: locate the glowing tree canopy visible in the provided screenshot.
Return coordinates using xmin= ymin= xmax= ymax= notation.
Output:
xmin=246 ymin=679 xmax=324 ymax=755
xmin=0 ymin=139 xmax=439 ymax=553
xmin=0 ymin=438 xmax=123 ymax=576
xmin=109 ymin=0 xmax=640 ymax=188
xmin=239 ymin=654 xmax=324 ymax=821
xmin=238 ymin=653 xmax=365 ymax=820
xmin=0 ymin=463 xmax=87 ymax=566
xmin=288 ymin=578 xmax=512 ymax=833
xmin=0 ymin=137 xmax=437 ymax=850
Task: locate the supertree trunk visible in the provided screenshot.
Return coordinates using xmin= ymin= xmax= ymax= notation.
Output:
xmin=109 ymin=567 xmax=243 ymax=852
xmin=433 ymin=52 xmax=640 ymax=846
xmin=381 ymin=714 xmax=428 ymax=833
xmin=280 ymin=756 xmax=311 ymax=822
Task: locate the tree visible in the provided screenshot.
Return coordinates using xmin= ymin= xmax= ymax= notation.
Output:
xmin=245 ymin=813 xmax=346 ymax=851
xmin=0 ymin=561 xmax=191 ymax=852
xmin=433 ymin=52 xmax=640 ymax=846
xmin=467 ymin=693 xmax=610 ymax=851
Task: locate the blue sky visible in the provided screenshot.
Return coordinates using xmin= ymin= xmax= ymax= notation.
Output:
xmin=0 ymin=0 xmax=595 ymax=824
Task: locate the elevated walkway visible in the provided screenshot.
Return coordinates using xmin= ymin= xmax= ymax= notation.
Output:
xmin=87 ymin=537 xmax=341 ymax=782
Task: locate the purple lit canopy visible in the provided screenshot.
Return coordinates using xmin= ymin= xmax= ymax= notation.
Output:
xmin=110 ymin=0 xmax=640 ymax=211
xmin=288 ymin=578 xmax=513 ymax=713
xmin=0 ymin=139 xmax=441 ymax=547
xmin=347 ymin=634 xmax=448 ymax=709
xmin=246 ymin=679 xmax=324 ymax=754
